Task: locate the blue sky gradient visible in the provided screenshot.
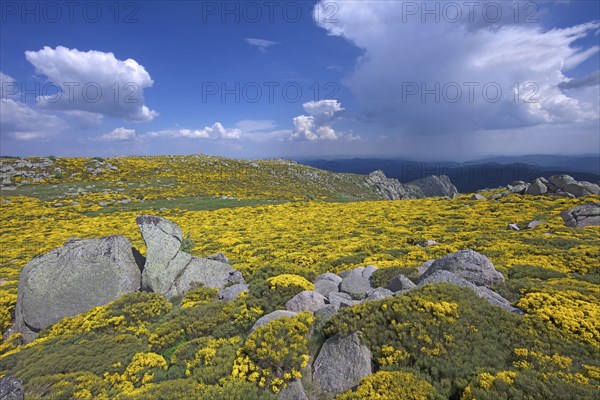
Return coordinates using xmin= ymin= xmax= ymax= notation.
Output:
xmin=1 ymin=1 xmax=599 ymax=160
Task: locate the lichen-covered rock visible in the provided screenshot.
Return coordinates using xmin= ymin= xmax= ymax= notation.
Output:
xmin=137 ymin=215 xmax=243 ymax=299
xmin=417 ymin=259 xmax=436 ymax=276
xmin=0 ymin=375 xmax=24 ymax=400
xmin=365 ymin=287 xmax=394 ymax=301
xmin=525 ymin=178 xmax=548 ymax=195
xmin=387 ymin=274 xmax=416 ymax=292
xmin=328 ymin=292 xmax=361 ymax=309
xmin=286 ymin=290 xmax=328 ymax=312
xmin=313 ymin=332 xmax=372 ymax=395
xmin=314 ymin=273 xmax=341 ymax=296
xmin=339 ymin=266 xmax=377 ymax=300
xmin=560 ymin=203 xmax=600 ymax=228
xmin=419 ymin=249 xmax=503 ymax=287
xmin=218 ymin=283 xmax=249 ymax=301
xmin=14 ymin=236 xmax=142 ymax=343
xmin=278 ymin=379 xmax=309 ymax=400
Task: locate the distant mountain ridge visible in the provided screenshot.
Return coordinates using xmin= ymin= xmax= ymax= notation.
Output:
xmin=297 ymin=155 xmax=600 ymax=193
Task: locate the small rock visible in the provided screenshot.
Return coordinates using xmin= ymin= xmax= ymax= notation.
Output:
xmin=207 ymin=252 xmax=229 ymax=263
xmin=365 ymin=287 xmax=394 ymax=301
xmin=417 ymin=240 xmax=438 ymax=247
xmin=218 ymin=283 xmax=249 ymax=301
xmin=507 ymin=223 xmax=520 ymax=231
xmin=339 ymin=266 xmax=377 ymax=300
xmin=525 ymin=178 xmax=548 ymax=195
xmin=527 ymin=220 xmax=546 ymax=229
xmin=328 ymin=291 xmax=361 ymax=308
xmin=470 ymin=193 xmax=486 ymax=200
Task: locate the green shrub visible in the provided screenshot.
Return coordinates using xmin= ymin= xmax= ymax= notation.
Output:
xmin=180 ymin=232 xmax=196 ymax=253
xmin=371 ymin=266 xmax=420 ymax=288
xmin=323 ymin=283 xmax=598 ymax=399
xmin=337 ymin=370 xmax=436 ymax=400
xmin=508 ymin=265 xmax=566 ymax=281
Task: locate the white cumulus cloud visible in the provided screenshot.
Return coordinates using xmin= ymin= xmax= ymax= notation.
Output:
xmin=25 ymin=46 xmax=158 ymax=122
xmin=313 ymin=1 xmax=600 ymax=141
xmin=145 ymin=123 xmax=241 ymax=140
xmin=100 ymin=127 xmax=137 ymax=141
xmin=0 ymin=71 xmax=68 ymax=141
xmin=291 ymin=100 xmax=354 ymax=141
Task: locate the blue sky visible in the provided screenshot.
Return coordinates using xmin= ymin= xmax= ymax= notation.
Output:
xmin=1 ymin=0 xmax=599 ymax=160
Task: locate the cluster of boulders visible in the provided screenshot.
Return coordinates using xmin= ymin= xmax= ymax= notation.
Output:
xmin=11 ymin=215 xmax=244 ymax=343
xmin=0 ymin=157 xmax=118 ymax=189
xmin=253 ymin=249 xmax=518 ymax=398
xmin=365 ymin=170 xmax=458 ymax=200
xmin=480 ymin=175 xmax=600 ymax=200
xmin=0 ymin=158 xmax=56 ymax=187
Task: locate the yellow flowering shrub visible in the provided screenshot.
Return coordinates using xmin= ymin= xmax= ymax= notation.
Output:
xmin=336 ymin=370 xmax=435 ymax=400
xmin=180 ymin=286 xmax=218 ymax=309
xmin=517 ymin=290 xmax=599 ymax=347
xmin=103 ymin=352 xmax=168 ymax=392
xmin=39 ymin=292 xmax=171 ymax=340
xmin=267 ymin=274 xmax=314 ymax=291
xmin=232 ymin=312 xmax=314 ymax=393
xmin=0 ymin=292 xmax=16 ymax=334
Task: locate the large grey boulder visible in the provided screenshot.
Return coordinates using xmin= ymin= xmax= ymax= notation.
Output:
xmin=278 ymin=379 xmax=308 ymax=400
xmin=313 ymin=332 xmax=372 ymax=395
xmin=417 ymin=259 xmax=436 ymax=275
xmin=0 ymin=375 xmax=24 ymax=400
xmin=560 ymin=203 xmax=600 ymax=228
xmin=314 ymin=273 xmax=341 ymax=296
xmin=14 ymin=236 xmax=142 ymax=343
xmin=510 ymin=181 xmax=530 ymax=194
xmin=418 ymin=270 xmax=519 ymax=313
xmin=339 ymin=266 xmax=377 ymax=300
xmin=251 ymin=310 xmax=298 ymax=332
xmin=286 ymin=290 xmax=328 ymax=312
xmin=136 ymin=215 xmax=243 ymax=299
xmin=550 ymin=175 xmax=600 ymax=197
xmin=387 ymin=274 xmax=416 ymax=292
xmin=525 ymin=178 xmax=548 ymax=195
xmin=419 ymin=250 xmax=503 ymax=287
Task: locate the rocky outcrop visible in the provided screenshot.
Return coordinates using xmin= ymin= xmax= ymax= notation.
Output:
xmin=366 ymin=170 xmax=418 ymax=200
xmin=365 ymin=170 xmax=458 ymax=200
xmin=0 ymin=375 xmax=24 ymax=400
xmin=409 ymin=175 xmax=458 ymax=198
xmin=136 ymin=215 xmax=243 ymax=299
xmin=503 ymin=175 xmax=599 ymax=198
xmin=560 ymin=203 xmax=600 ymax=228
xmin=419 ymin=250 xmax=504 ymax=287
xmin=14 ymin=236 xmax=142 ymax=343
xmin=313 ymin=332 xmax=372 ymax=395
